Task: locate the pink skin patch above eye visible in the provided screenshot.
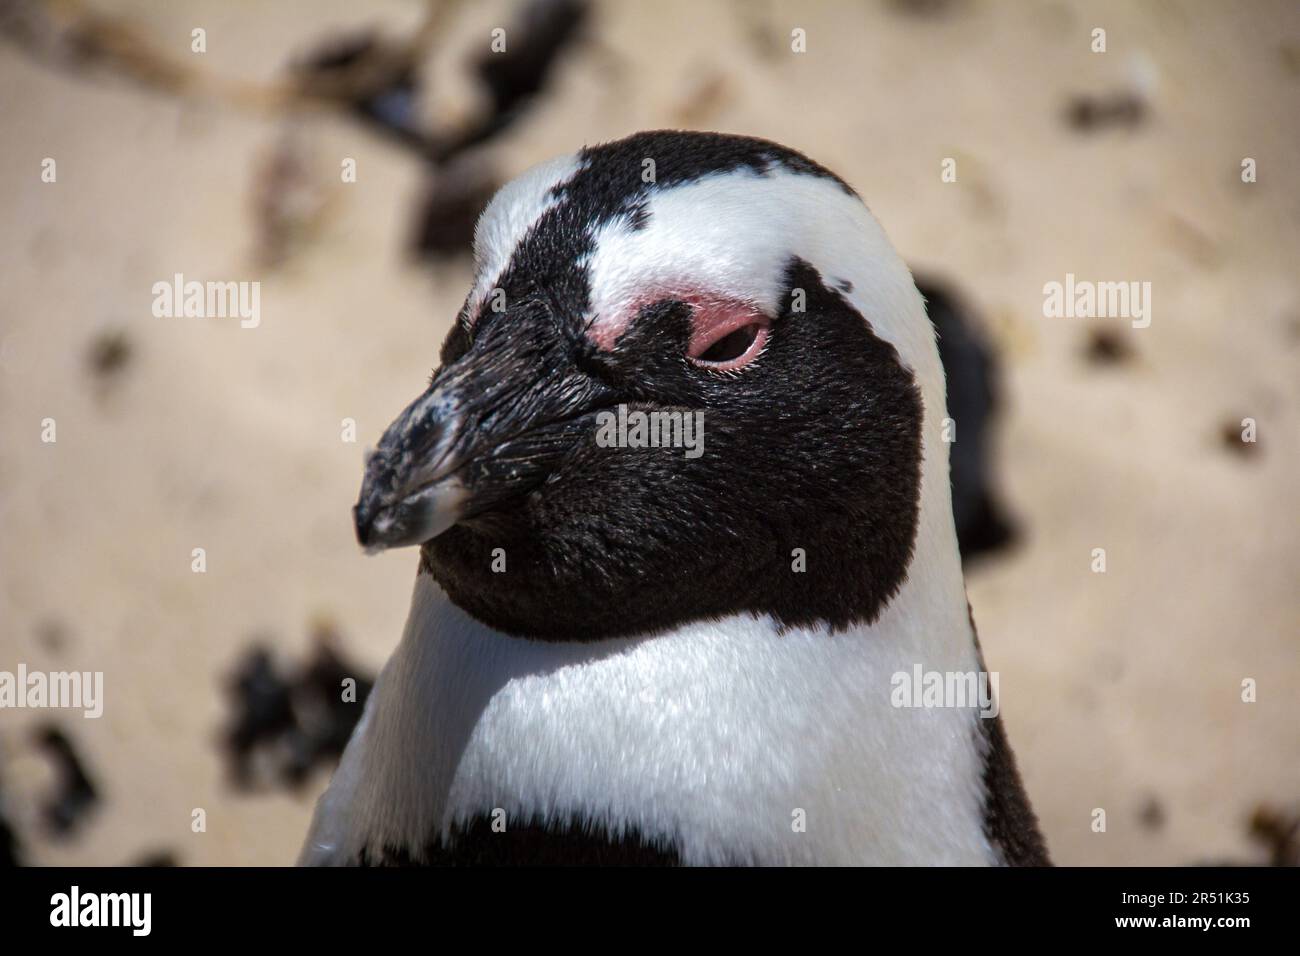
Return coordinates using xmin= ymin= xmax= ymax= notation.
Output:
xmin=590 ymin=291 xmax=770 ymax=371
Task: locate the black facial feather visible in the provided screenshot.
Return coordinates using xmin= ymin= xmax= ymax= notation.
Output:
xmin=361 ymin=815 xmax=679 ymax=866
xmin=422 ymin=257 xmax=923 ymax=641
xmin=572 ymin=129 xmax=854 ymax=199
xmin=439 ymin=319 xmax=471 ymax=365
xmin=409 ymin=131 xmax=922 ymax=640
xmin=465 ymin=130 xmax=851 ymax=333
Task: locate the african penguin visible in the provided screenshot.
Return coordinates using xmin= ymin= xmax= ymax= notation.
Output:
xmin=300 ymin=130 xmax=1050 ymax=866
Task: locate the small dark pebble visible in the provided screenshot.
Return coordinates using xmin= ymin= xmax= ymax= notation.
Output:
xmin=1137 ymin=795 xmax=1165 ymax=830
xmin=1193 ymin=803 xmax=1300 ymax=866
xmin=295 ymin=31 xmax=426 ymax=152
xmin=473 ymin=0 xmax=588 ymax=133
xmin=35 ymin=619 xmax=68 ymax=654
xmin=410 ymin=163 xmax=501 ymax=260
xmin=220 ymin=625 xmax=375 ymax=792
xmin=1084 ymin=326 xmax=1135 ymax=365
xmin=1066 ymin=91 xmax=1147 ymax=132
xmin=430 ymin=0 xmax=590 ymax=163
xmin=87 ymin=329 xmax=132 ymax=378
xmin=0 ymin=769 xmax=22 ymax=867
xmin=888 ymin=0 xmax=961 ymax=16
xmin=220 ymin=644 xmax=297 ymax=789
xmin=293 ymin=1 xmax=589 ymax=177
xmin=1219 ymin=419 xmax=1260 ymax=457
xmin=291 ymin=629 xmax=376 ymax=775
xmin=1249 ymin=804 xmax=1300 ymax=866
xmin=131 ymin=850 xmax=179 ymax=867
xmin=34 ymin=724 xmax=100 ymax=837
xmin=1281 ymin=42 xmax=1300 ymax=76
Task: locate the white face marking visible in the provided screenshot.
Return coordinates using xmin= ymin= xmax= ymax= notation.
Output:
xmin=464 ymin=153 xmax=584 ymax=326
xmin=466 ymin=157 xmax=945 ymax=440
xmin=582 ymin=167 xmax=944 ymax=416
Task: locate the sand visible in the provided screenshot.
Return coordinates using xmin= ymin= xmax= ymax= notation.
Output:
xmin=0 ymin=0 xmax=1296 ymax=865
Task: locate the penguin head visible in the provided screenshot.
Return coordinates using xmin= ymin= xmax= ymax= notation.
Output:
xmin=355 ymin=131 xmax=945 ymax=640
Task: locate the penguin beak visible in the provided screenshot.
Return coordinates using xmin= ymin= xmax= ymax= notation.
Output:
xmin=352 ymin=387 xmax=469 ymax=552
xmin=352 ymin=344 xmax=594 ymax=552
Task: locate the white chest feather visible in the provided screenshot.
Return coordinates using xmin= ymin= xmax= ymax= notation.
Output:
xmin=302 ymin=558 xmax=996 ymax=865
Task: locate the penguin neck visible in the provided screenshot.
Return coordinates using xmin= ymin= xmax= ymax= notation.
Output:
xmin=311 ymin=428 xmax=1000 ymax=865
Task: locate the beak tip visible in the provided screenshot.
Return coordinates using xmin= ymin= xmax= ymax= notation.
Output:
xmin=353 ymin=501 xmax=377 ymax=551
xmin=350 ymin=477 xmax=467 ymax=555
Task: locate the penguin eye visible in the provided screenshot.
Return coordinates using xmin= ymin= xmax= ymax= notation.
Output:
xmin=686 ymin=300 xmax=770 ymax=372
xmin=695 ymin=323 xmax=764 ymax=364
